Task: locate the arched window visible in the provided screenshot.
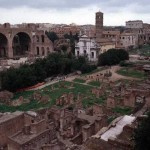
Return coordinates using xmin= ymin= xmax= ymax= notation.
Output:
xmin=36 ymin=35 xmax=39 ymax=42
xmin=36 ymin=47 xmax=39 ymax=55
xmin=41 ymin=35 xmax=45 ymax=43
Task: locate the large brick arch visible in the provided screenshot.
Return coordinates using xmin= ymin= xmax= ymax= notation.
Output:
xmin=11 ymin=31 xmax=32 ymax=42
xmin=0 ymin=25 xmax=54 ymax=58
xmin=0 ymin=31 xmax=9 ymax=41
xmin=12 ymin=32 xmax=32 ymax=57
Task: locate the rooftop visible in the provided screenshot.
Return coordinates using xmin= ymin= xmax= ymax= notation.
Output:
xmin=10 ymin=129 xmax=50 ymax=145
xmin=0 ymin=111 xmax=23 ymax=124
xmin=101 ymin=115 xmax=135 ymax=141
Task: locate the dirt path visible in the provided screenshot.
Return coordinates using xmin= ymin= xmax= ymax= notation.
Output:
xmin=83 ymin=66 xmax=140 ymax=82
xmin=107 ymin=66 xmax=140 ymax=81
xmin=27 ymin=66 xmax=140 ymax=91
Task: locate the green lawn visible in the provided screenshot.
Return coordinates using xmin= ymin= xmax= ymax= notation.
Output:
xmin=1 ymin=81 xmax=106 ymax=112
xmin=113 ymin=107 xmax=132 ymax=115
xmin=117 ymin=68 xmax=146 ymax=79
xmin=73 ymin=78 xmax=86 ymax=83
xmin=130 ymin=45 xmax=150 ymax=57
xmin=88 ymin=81 xmax=101 ymax=87
xmin=82 ymin=95 xmax=106 ymax=109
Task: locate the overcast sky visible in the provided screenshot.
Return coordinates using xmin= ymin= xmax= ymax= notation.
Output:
xmin=0 ymin=0 xmax=149 ymax=26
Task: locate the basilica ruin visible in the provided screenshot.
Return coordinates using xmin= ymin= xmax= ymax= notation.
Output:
xmin=0 ymin=23 xmax=53 ymax=59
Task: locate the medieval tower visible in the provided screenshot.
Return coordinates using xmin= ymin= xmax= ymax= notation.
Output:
xmin=95 ymin=11 xmax=103 ymax=42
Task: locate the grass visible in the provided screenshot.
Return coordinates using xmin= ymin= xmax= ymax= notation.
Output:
xmin=0 ymin=81 xmax=99 ymax=112
xmin=107 ymin=116 xmax=117 ymax=124
xmin=13 ymin=91 xmax=34 ymax=100
xmin=73 ymin=78 xmax=86 ymax=83
xmin=88 ymin=81 xmax=101 ymax=87
xmin=117 ymin=67 xmax=146 ymax=79
xmin=82 ymin=95 xmax=106 ymax=109
xmin=0 ymin=100 xmax=47 ymax=113
xmin=113 ymin=107 xmax=132 ymax=115
xmin=129 ymin=45 xmax=150 ymax=57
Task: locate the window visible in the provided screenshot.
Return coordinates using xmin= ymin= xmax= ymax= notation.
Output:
xmin=36 ymin=36 xmax=39 ymax=42
xmin=77 ymin=51 xmax=79 ymax=56
xmin=84 ymin=50 xmax=86 ymax=55
xmin=36 ymin=47 xmax=39 ymax=55
xmin=91 ymin=52 xmax=94 ymax=58
xmin=41 ymin=35 xmax=44 ymax=43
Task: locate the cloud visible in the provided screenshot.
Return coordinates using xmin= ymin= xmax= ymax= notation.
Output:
xmin=0 ymin=0 xmax=150 ymax=14
xmin=0 ymin=0 xmax=149 ymax=25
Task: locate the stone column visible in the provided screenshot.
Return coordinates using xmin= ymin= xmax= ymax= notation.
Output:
xmin=8 ymin=40 xmax=13 ymax=58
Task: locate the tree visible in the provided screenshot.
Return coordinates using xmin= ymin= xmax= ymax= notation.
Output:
xmin=98 ymin=49 xmax=129 ymax=66
xmin=134 ymin=112 xmax=150 ymax=150
xmin=45 ymin=31 xmax=59 ymax=43
xmin=1 ymin=53 xmax=97 ymax=92
xmin=64 ymin=32 xmax=79 ymax=54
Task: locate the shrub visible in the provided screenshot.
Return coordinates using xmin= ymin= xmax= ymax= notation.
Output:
xmin=98 ymin=49 xmax=129 ymax=66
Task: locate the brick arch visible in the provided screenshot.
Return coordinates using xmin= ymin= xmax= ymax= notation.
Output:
xmin=11 ymin=31 xmax=32 ymax=42
xmin=0 ymin=32 xmax=9 ymax=57
xmin=12 ymin=32 xmax=32 ymax=57
xmin=0 ymin=31 xmax=10 ymax=40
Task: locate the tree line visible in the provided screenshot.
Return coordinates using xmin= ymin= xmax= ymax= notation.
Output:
xmin=98 ymin=49 xmax=129 ymax=66
xmin=0 ymin=53 xmax=96 ymax=92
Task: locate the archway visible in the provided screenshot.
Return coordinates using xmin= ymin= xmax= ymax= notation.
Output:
xmin=0 ymin=33 xmax=8 ymax=58
xmin=12 ymin=32 xmax=31 ymax=57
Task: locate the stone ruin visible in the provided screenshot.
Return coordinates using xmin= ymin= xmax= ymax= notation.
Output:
xmin=0 ymin=90 xmax=14 ymax=105
xmin=33 ymin=91 xmax=50 ymax=104
xmin=106 ymin=80 xmax=150 ymax=110
xmin=106 ymin=90 xmax=138 ymax=109
xmin=86 ymin=104 xmax=113 ymax=116
xmin=59 ymin=82 xmax=67 ymax=88
xmin=75 ymin=93 xmax=83 ymax=108
xmin=91 ymin=87 xmax=104 ymax=98
xmin=11 ymin=96 xmax=30 ymax=106
xmin=56 ymin=93 xmax=74 ymax=106
xmin=56 ymin=92 xmax=84 ymax=108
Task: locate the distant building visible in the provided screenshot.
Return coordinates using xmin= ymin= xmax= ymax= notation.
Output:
xmin=79 ymin=25 xmax=95 ymax=38
xmin=95 ymin=11 xmax=116 ymax=52
xmin=100 ymin=42 xmax=116 ymax=53
xmin=103 ymin=31 xmax=120 ymax=47
xmin=126 ymin=20 xmax=143 ymax=29
xmin=117 ymin=33 xmax=138 ymax=49
xmin=0 ymin=23 xmax=53 ymax=59
xmin=95 ymin=11 xmax=103 ymax=42
xmin=49 ymin=25 xmax=80 ymax=38
xmin=75 ymin=35 xmax=98 ymax=62
xmin=75 ymin=35 xmax=116 ymax=62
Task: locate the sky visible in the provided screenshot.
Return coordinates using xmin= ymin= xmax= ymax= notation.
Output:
xmin=0 ymin=0 xmax=150 ymax=26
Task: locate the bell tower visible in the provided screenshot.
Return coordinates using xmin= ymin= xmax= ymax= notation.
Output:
xmin=95 ymin=11 xmax=103 ymax=42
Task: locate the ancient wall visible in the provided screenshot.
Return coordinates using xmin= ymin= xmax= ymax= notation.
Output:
xmin=30 ymin=119 xmax=47 ymax=134
xmin=0 ymin=113 xmax=24 ymax=146
xmin=0 ymin=23 xmax=53 ymax=58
